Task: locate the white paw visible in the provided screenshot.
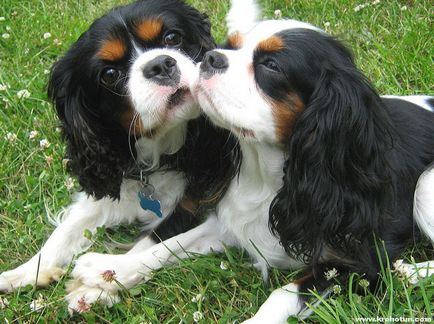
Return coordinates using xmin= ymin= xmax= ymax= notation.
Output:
xmin=0 ymin=262 xmax=64 ymax=292
xmin=71 ymin=252 xmax=149 ymax=292
xmin=65 ymin=279 xmax=120 ymax=312
xmin=394 ymin=259 xmax=434 ymax=284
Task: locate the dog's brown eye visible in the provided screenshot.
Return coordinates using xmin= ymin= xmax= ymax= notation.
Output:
xmin=101 ymin=68 xmax=121 ymax=86
xmin=262 ymin=59 xmax=280 ymax=72
xmin=164 ymin=31 xmax=182 ymax=47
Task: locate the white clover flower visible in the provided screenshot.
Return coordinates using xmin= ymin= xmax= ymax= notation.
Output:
xmin=29 ymin=130 xmax=38 ymax=140
xmin=193 ymin=311 xmax=203 ymax=322
xmin=325 ymin=268 xmax=339 ymax=280
xmin=76 ymin=296 xmax=91 ymax=313
xmin=220 ymin=261 xmax=228 ymax=270
xmin=101 ymin=270 xmax=117 ymax=283
xmin=354 ymin=3 xmax=368 ymax=12
xmin=324 ymin=22 xmax=331 ymax=27
xmin=39 ymin=139 xmax=51 ymax=149
xmin=29 ymin=294 xmax=45 ymax=312
xmin=359 ymin=279 xmax=370 ymax=288
xmin=0 ymin=17 xmax=5 ymax=22
xmin=6 ymin=26 xmax=11 ymax=31
xmin=2 ymin=33 xmax=10 ymax=39
xmin=17 ymin=89 xmax=31 ymax=99
xmin=6 ymin=132 xmax=17 ymax=144
xmin=43 ymin=69 xmax=50 ymax=75
xmin=191 ymin=293 xmax=204 ymax=303
xmin=400 ymin=5 xmax=407 ymax=11
xmin=0 ymin=296 xmax=9 ymax=309
xmin=372 ymin=0 xmax=380 ymax=4
xmin=333 ymin=284 xmax=341 ymax=294
xmin=65 ymin=177 xmax=75 ymax=190
xmin=43 ymin=32 xmax=51 ymax=39
xmin=0 ymin=84 xmax=7 ymax=91
xmin=274 ymin=9 xmax=282 ymax=19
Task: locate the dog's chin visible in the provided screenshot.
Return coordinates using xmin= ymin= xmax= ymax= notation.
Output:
xmin=194 ymin=88 xmax=257 ymax=142
xmin=137 ymin=86 xmax=198 ymax=138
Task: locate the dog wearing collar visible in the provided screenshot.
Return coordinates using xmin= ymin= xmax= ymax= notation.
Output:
xmin=0 ymin=0 xmax=239 ymax=310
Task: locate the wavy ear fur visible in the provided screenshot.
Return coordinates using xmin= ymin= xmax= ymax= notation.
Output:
xmin=48 ymin=55 xmax=132 ymax=200
xmin=180 ymin=3 xmax=216 ymax=58
xmin=270 ymin=62 xmax=395 ymax=263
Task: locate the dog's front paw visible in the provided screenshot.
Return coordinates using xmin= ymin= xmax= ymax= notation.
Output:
xmin=71 ymin=252 xmax=148 ymax=292
xmin=65 ymin=279 xmax=120 ymax=312
xmin=394 ymin=259 xmax=434 ymax=284
xmin=66 ymin=252 xmax=153 ymax=311
xmin=0 ymin=261 xmax=64 ymax=292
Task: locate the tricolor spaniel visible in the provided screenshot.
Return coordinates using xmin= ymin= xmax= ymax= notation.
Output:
xmin=193 ymin=1 xmax=434 ymax=322
xmin=0 ymin=0 xmax=239 ymax=310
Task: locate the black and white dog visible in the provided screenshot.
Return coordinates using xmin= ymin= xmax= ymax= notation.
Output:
xmin=0 ymin=0 xmax=239 ymax=310
xmin=193 ymin=0 xmax=434 ymax=322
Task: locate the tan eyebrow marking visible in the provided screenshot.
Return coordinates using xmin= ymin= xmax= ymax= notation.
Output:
xmin=97 ymin=38 xmax=127 ymax=61
xmin=227 ymin=32 xmax=244 ymax=49
xmin=257 ymin=35 xmax=285 ymax=53
xmin=135 ymin=18 xmax=163 ymax=41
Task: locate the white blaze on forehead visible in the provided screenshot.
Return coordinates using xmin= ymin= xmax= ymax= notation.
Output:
xmin=197 ymin=48 xmax=277 ymax=142
xmin=242 ymin=20 xmax=322 ymax=51
xmin=129 ymin=48 xmax=196 ymax=88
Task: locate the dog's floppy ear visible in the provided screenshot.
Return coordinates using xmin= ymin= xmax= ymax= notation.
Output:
xmin=48 ymin=50 xmax=132 ymax=200
xmin=195 ymin=12 xmax=216 ymax=53
xmin=270 ymin=58 xmax=394 ymax=261
xmin=183 ymin=5 xmax=216 ymax=57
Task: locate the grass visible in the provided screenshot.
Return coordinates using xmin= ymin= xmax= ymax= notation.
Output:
xmin=0 ymin=0 xmax=433 ymax=322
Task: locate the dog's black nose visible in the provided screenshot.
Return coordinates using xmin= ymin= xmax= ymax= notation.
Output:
xmin=143 ymin=55 xmax=180 ymax=86
xmin=200 ymin=51 xmax=228 ymax=74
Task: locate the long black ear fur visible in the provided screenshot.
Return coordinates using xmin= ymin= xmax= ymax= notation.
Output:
xmin=48 ymin=57 xmax=132 ymax=200
xmin=184 ymin=6 xmax=216 ymax=57
xmin=270 ymin=62 xmax=395 ymax=264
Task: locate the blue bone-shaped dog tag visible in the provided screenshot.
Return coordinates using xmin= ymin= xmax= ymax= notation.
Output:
xmin=138 ymin=184 xmax=162 ymax=218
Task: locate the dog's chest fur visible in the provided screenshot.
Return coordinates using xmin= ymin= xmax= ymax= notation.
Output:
xmin=218 ymin=142 xmax=303 ymax=275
